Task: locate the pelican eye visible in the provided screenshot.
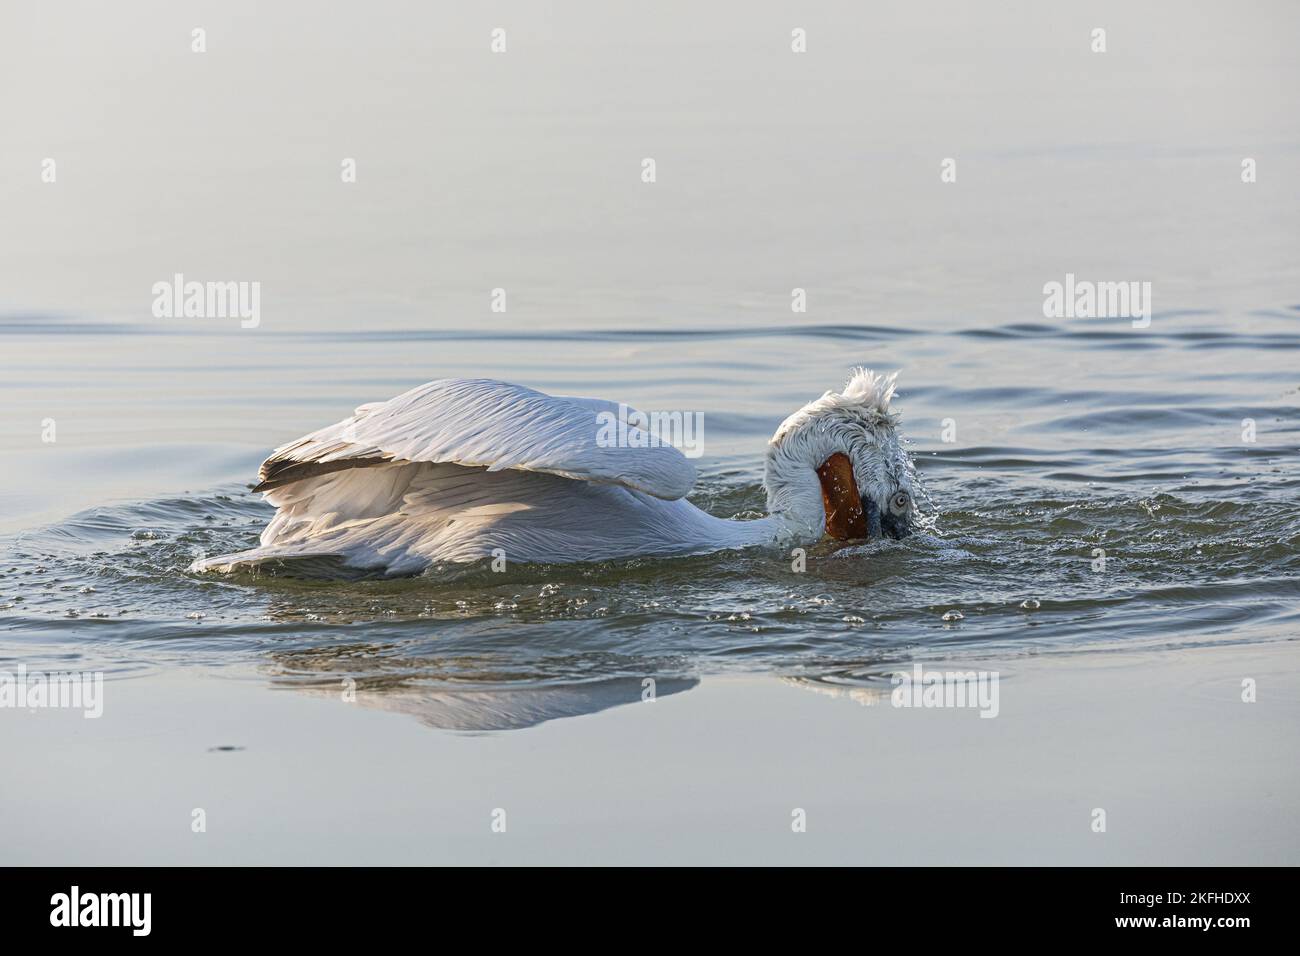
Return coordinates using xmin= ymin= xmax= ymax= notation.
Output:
xmin=890 ymin=491 xmax=911 ymax=513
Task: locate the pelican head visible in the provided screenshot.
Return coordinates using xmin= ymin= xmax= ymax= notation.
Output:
xmin=763 ymin=368 xmax=917 ymax=544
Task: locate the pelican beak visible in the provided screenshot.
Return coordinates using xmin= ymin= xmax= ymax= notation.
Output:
xmin=881 ymin=508 xmax=910 ymax=539
xmin=815 ymin=452 xmax=869 ymax=540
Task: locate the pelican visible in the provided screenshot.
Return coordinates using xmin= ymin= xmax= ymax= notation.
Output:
xmin=193 ymin=368 xmax=917 ymax=577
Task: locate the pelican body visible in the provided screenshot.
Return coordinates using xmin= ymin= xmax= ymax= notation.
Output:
xmin=194 ymin=369 xmax=917 ymax=577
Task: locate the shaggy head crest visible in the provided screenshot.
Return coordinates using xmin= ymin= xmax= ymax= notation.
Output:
xmin=768 ymin=368 xmax=902 ymax=449
xmin=839 ymin=367 xmax=899 ymax=419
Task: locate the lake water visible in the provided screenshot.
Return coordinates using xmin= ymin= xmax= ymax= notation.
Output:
xmin=2 ymin=1 xmax=1297 ymax=862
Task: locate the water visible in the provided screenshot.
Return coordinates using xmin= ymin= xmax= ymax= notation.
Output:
xmin=1 ymin=1 xmax=1298 ymax=861
xmin=3 ymin=306 xmax=1298 ymax=725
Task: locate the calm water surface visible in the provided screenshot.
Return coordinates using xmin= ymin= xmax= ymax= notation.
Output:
xmin=3 ymin=308 xmax=1297 ymax=728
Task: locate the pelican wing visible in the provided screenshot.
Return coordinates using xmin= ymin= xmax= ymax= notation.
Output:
xmin=254 ymin=378 xmax=696 ymax=501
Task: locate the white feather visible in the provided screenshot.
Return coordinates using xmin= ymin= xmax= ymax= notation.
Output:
xmin=194 ymin=372 xmax=914 ymax=576
xmin=257 ymin=378 xmax=695 ymax=500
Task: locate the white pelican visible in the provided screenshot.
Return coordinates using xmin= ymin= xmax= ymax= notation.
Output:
xmin=193 ymin=368 xmax=917 ymax=577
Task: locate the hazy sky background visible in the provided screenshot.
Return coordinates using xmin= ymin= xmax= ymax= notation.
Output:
xmin=3 ymin=0 xmax=1297 ymax=328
